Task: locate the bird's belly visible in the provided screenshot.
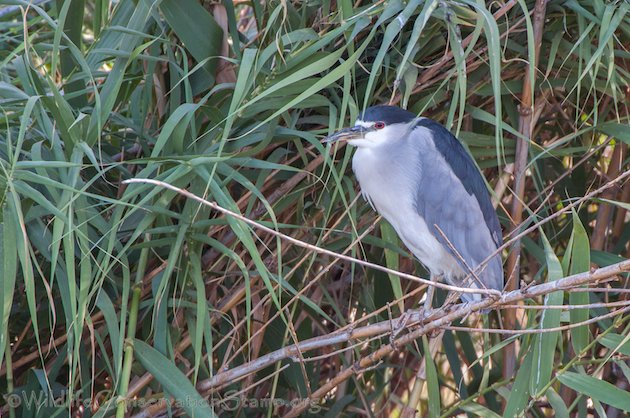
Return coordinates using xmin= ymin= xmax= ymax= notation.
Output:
xmin=376 ymin=199 xmax=462 ymax=277
xmin=352 ymin=149 xmax=462 ymax=277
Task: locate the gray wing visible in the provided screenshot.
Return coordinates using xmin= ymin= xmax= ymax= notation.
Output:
xmin=413 ymin=119 xmax=503 ymax=292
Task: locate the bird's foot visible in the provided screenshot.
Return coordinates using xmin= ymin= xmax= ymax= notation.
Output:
xmin=389 ymin=308 xmax=428 ymax=347
xmin=390 ymin=310 xmax=412 ymax=349
xmin=421 ymin=308 xmax=443 ymax=338
xmin=390 ymin=306 xmax=442 ymax=348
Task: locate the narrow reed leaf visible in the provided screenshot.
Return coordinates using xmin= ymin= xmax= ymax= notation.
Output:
xmin=380 ymin=223 xmax=403 ymax=306
xmin=545 ymin=387 xmax=569 ymax=418
xmin=134 ymin=339 xmax=217 ymax=417
xmin=160 ymin=0 xmax=223 ymax=80
xmin=530 ymin=232 xmax=563 ymax=395
xmin=568 ymin=211 xmax=590 ymax=353
xmin=600 ymin=333 xmax=630 ymax=356
xmin=423 ymin=336 xmax=440 ymax=418
xmin=558 ymin=371 xmax=630 ymax=412
xmin=0 ymin=206 xmax=17 ymax=367
xmin=504 ymin=349 xmax=533 ymax=417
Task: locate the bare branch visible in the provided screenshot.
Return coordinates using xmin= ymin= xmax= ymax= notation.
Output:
xmin=190 ymin=259 xmax=629 ymax=396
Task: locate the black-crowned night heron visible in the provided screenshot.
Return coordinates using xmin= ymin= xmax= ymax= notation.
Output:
xmin=325 ymin=105 xmax=503 ymax=309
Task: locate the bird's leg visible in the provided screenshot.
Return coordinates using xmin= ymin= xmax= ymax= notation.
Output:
xmin=460 ymin=301 xmax=474 ymax=322
xmin=391 ymin=274 xmax=443 ymax=346
xmin=423 ymin=284 xmax=434 ymax=313
xmin=423 ymin=275 xmax=447 ymax=338
xmin=423 ymin=274 xmax=441 ymax=315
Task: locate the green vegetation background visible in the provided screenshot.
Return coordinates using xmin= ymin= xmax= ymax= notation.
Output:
xmin=0 ymin=0 xmax=629 ymax=416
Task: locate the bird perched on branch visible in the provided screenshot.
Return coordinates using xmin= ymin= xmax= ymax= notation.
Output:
xmin=325 ymin=105 xmax=503 ymax=310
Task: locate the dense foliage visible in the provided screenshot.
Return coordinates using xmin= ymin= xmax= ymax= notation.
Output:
xmin=1 ymin=0 xmax=629 ymax=416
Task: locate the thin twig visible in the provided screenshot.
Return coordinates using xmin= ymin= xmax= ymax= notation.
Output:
xmin=445 ymin=306 xmax=630 ymax=334
xmin=499 ymin=300 xmax=630 ymax=310
xmin=123 ymin=178 xmax=500 ymax=297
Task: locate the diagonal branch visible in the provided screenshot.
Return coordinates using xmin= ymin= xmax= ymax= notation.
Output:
xmin=123 ymin=178 xmax=500 ymax=297
xmin=193 ymin=259 xmax=628 ymax=395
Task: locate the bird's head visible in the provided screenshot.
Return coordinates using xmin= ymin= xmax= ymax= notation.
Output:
xmin=324 ymin=105 xmax=417 ymax=148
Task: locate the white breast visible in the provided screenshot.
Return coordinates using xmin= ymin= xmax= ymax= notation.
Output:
xmin=352 ymin=147 xmax=464 ymax=279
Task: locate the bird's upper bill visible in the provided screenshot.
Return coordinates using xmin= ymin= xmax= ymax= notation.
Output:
xmin=323 ymin=125 xmax=373 ymax=144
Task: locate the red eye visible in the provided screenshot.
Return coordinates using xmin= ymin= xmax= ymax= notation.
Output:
xmin=374 ymin=122 xmax=385 ymax=129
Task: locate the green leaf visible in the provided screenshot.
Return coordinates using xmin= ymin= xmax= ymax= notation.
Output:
xmin=96 ymin=292 xmax=122 ymax=377
xmin=395 ymin=0 xmax=439 ymax=86
xmin=54 ymin=0 xmax=87 ymax=107
xmin=460 ymin=403 xmax=501 ymax=418
xmin=160 ymin=0 xmax=223 ymax=82
xmin=531 ymin=231 xmax=563 ymax=395
xmin=380 ymin=223 xmax=403 ymax=308
xmin=133 ymin=339 xmax=217 ymax=417
xmin=568 ymin=211 xmax=590 ymax=353
xmin=545 ymin=387 xmax=569 ymax=418
xmin=600 ymin=333 xmax=630 ymax=356
xmin=0 ymin=205 xmax=18 ymax=367
xmin=558 ymin=371 xmax=630 ymax=412
xmin=599 ymin=198 xmax=630 ymax=211
xmin=364 ymin=0 xmax=424 ymax=107
xmin=504 ymin=348 xmax=533 ymax=417
xmin=597 ymin=122 xmax=630 ymax=144
xmin=423 ymin=337 xmax=440 ymax=417
xmin=458 ymin=0 xmax=505 ymax=164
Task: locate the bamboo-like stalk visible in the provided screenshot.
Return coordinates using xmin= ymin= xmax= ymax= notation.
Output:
xmin=4 ymin=339 xmax=15 ymax=418
xmin=116 ymin=285 xmax=142 ymax=418
xmin=592 ymin=143 xmax=625 ymax=251
xmin=504 ymin=0 xmax=548 ymax=381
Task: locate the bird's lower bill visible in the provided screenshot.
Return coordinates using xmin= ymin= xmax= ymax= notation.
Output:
xmin=323 ymin=126 xmax=366 ymax=143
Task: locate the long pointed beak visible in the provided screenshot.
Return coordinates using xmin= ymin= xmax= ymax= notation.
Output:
xmin=323 ymin=126 xmax=366 ymax=144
